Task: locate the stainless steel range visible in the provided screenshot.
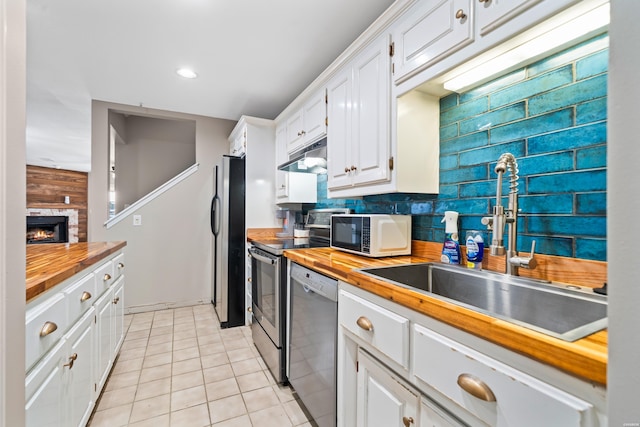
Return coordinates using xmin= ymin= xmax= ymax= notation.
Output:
xmin=248 ymin=208 xmax=348 ymax=384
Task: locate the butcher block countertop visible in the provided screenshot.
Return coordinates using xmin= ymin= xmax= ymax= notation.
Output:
xmin=26 ymin=241 xmax=127 ymax=302
xmin=284 ymin=247 xmax=607 ymax=386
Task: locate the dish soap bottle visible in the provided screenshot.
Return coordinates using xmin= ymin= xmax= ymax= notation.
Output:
xmin=441 ymin=211 xmax=460 ymax=264
xmin=465 ymin=230 xmax=484 ymax=270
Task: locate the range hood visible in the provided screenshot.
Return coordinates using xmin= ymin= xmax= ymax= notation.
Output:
xmin=278 ymin=138 xmax=327 ymax=174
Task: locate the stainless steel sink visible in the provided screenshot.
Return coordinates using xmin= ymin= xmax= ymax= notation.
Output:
xmin=357 ymin=263 xmax=607 ymax=342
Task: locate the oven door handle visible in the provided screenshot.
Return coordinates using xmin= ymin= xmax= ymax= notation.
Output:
xmin=248 ymin=248 xmax=276 ymax=265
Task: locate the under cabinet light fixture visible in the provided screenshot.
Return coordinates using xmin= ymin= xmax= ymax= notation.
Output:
xmin=176 ymin=68 xmax=198 ymax=79
xmin=442 ymin=1 xmax=609 ymax=93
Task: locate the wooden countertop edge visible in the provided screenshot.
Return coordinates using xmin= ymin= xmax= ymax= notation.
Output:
xmin=26 ymin=241 xmax=127 ymax=302
xmin=284 ymin=248 xmax=607 ymax=386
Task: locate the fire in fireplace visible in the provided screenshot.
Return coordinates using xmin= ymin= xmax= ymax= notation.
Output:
xmin=26 ymin=216 xmax=69 ymax=244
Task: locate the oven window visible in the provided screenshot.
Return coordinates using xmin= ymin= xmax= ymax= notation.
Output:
xmin=253 ymin=256 xmax=277 ymax=326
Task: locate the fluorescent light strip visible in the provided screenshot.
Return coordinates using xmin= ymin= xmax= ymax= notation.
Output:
xmin=443 ymin=3 xmax=610 ymax=93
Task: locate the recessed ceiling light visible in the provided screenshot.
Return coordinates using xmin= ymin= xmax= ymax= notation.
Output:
xmin=176 ymin=68 xmax=198 ymax=79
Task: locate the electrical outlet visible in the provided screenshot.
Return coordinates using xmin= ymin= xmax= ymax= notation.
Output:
xmin=133 ymin=215 xmax=142 ymax=226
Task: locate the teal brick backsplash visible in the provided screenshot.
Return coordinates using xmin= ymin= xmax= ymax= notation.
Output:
xmin=490 ymin=65 xmax=574 ymax=109
xmin=307 ymin=34 xmax=607 ymax=261
xmin=528 ymin=122 xmax=606 ymax=154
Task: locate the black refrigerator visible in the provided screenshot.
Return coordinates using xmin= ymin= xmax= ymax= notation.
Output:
xmin=210 ymin=155 xmax=246 ymax=328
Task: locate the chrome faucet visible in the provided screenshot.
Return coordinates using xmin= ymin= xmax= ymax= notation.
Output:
xmin=481 ymin=153 xmax=536 ymax=276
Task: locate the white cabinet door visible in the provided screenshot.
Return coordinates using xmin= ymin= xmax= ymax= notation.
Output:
xmin=94 ymin=288 xmax=113 ymax=394
xmin=327 ymin=33 xmax=392 ymax=194
xmin=113 ymin=278 xmax=125 ymax=355
xmin=66 ymin=309 xmax=95 ymax=427
xmin=275 ymin=123 xmax=289 ymax=199
xmin=476 ymin=0 xmax=543 ymax=36
xmin=286 ymin=110 xmax=305 ymax=153
xmin=230 ymin=126 xmax=246 ymax=156
xmin=393 ymin=0 xmax=473 ymax=83
xmin=351 ymin=35 xmax=391 ymax=187
xmin=357 ymin=348 xmax=420 ymax=427
xmin=420 ymin=399 xmax=463 ymax=427
xmin=25 ymin=339 xmax=66 ymax=427
xmin=327 ymin=66 xmax=353 ymax=190
xmin=302 ymin=89 xmax=327 ymax=144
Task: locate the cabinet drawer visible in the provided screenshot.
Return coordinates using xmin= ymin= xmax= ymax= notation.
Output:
xmin=339 ymin=290 xmax=409 ymax=368
xmin=393 ymin=0 xmax=473 ymax=82
xmin=64 ymin=273 xmax=97 ymax=325
xmin=25 ymin=292 xmax=68 ymax=371
xmin=412 ymin=324 xmax=595 ymax=427
xmin=113 ymin=252 xmax=125 ymax=280
xmin=94 ymin=260 xmax=114 ymax=295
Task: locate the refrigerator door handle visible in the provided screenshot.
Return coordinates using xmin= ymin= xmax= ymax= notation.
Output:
xmin=211 ymin=195 xmax=221 ymax=236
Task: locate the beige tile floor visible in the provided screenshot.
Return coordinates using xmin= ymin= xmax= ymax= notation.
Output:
xmin=88 ymin=304 xmax=311 ymax=427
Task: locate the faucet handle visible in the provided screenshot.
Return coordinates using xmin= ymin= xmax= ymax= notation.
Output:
xmin=510 ymin=240 xmax=537 ymax=269
xmin=481 ymin=216 xmax=493 ymax=230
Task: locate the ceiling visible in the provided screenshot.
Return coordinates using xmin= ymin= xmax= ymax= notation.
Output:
xmin=26 ymin=0 xmax=396 ymax=172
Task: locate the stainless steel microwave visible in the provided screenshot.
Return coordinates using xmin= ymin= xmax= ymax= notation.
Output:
xmin=330 ymin=214 xmax=411 ymax=257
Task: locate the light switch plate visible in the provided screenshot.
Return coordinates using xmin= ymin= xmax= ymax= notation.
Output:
xmin=133 ymin=215 xmax=142 ymax=226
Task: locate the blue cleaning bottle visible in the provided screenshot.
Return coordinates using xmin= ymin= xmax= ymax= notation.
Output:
xmin=465 ymin=230 xmax=484 ymax=270
xmin=440 ymin=211 xmax=461 ymax=264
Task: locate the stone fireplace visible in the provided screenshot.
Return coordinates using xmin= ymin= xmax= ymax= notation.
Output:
xmin=26 ymin=208 xmax=79 ymax=244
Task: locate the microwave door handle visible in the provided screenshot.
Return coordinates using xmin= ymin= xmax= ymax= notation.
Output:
xmin=249 ymin=249 xmax=276 ymax=265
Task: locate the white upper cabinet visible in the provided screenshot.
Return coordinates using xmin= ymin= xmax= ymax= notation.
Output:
xmin=327 ymin=33 xmax=392 ymax=196
xmin=286 ymin=110 xmax=304 ymax=153
xmin=303 ymin=91 xmax=327 ymax=144
xmin=275 ymin=123 xmax=289 ymax=199
xmin=392 ymin=0 xmax=474 ymax=83
xmin=275 ymin=121 xmax=318 ymax=204
xmin=229 ymin=127 xmax=246 ymax=156
xmin=476 ymin=0 xmax=543 ymax=37
xmin=326 ymin=66 xmax=352 ymax=191
xmin=285 ymin=89 xmax=327 ymax=154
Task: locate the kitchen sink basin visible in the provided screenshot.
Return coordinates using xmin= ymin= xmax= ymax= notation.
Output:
xmin=357 ymin=263 xmax=607 ymax=342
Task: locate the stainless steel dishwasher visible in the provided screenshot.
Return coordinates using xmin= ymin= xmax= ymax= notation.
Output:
xmin=288 ymin=262 xmax=338 ymax=427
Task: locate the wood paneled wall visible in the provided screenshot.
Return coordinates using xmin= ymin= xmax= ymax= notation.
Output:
xmin=26 ymin=165 xmax=88 ymax=242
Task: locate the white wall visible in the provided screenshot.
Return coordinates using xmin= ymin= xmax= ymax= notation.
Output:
xmin=116 ymin=115 xmax=196 ymax=211
xmin=0 ymin=0 xmax=26 ymax=424
xmin=607 ymin=0 xmax=640 ymax=423
xmin=90 ymin=101 xmax=235 ymax=312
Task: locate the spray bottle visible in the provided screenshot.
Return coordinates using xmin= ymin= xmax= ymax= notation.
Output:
xmin=441 ymin=211 xmax=461 ymax=264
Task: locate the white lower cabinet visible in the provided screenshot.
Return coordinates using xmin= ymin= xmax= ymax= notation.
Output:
xmin=357 ymin=348 xmax=421 ymax=427
xmin=338 ymin=281 xmax=605 ymax=427
xmin=95 ymin=275 xmax=125 ymax=394
xmin=25 ymin=339 xmax=65 ymax=427
xmin=25 ymin=250 xmax=125 ymax=426
xmin=26 ymin=308 xmax=95 ymax=427
xmin=66 ymin=309 xmax=95 ymax=427
xmin=413 ymin=324 xmax=595 ymax=427
xmin=95 ymin=285 xmax=113 ymax=393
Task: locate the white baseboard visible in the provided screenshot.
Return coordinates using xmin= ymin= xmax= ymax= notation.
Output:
xmin=125 ymin=299 xmax=211 ymax=314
